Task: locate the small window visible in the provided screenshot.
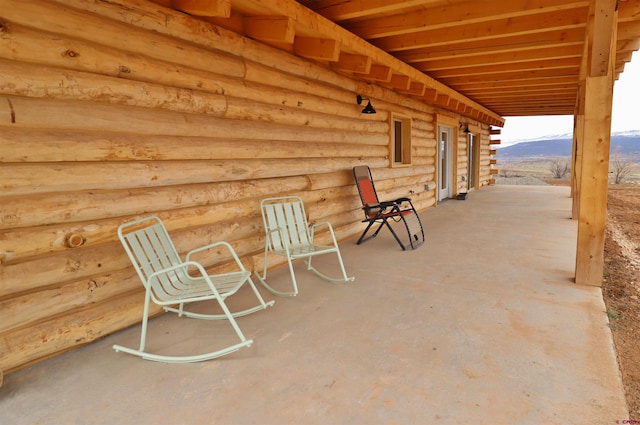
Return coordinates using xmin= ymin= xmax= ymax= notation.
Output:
xmin=390 ymin=113 xmax=412 ymax=166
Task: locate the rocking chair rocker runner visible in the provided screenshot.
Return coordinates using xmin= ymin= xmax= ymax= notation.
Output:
xmin=353 ymin=165 xmax=425 ymax=250
xmin=113 ymin=216 xmax=274 ymax=363
xmin=255 ymin=196 xmax=354 ymax=297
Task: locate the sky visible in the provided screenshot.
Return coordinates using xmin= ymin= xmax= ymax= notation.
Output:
xmin=500 ymin=51 xmax=640 ymax=146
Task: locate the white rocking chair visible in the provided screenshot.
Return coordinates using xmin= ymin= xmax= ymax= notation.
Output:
xmin=113 ymin=216 xmax=274 ymax=363
xmin=255 ymin=196 xmax=354 ymax=297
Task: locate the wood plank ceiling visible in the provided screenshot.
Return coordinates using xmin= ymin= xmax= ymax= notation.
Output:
xmin=157 ymin=0 xmax=640 ymax=125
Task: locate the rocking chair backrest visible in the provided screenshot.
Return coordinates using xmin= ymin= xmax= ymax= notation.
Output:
xmin=261 ymin=197 xmax=311 ymax=252
xmin=353 ymin=166 xmax=380 ymax=218
xmin=118 ymin=216 xmax=188 ymax=302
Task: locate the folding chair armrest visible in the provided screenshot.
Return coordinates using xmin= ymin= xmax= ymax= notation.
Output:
xmin=364 ymin=203 xmax=383 ymax=215
xmin=378 ymin=201 xmax=399 ymax=209
xmin=393 ymin=197 xmax=411 ymax=203
xmin=186 ymin=241 xmax=248 ymax=272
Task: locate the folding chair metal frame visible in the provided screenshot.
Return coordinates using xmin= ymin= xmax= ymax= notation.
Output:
xmin=113 ymin=216 xmax=274 ymax=363
xmin=255 ymin=196 xmax=354 ymax=297
xmin=353 ymin=165 xmax=425 ymax=250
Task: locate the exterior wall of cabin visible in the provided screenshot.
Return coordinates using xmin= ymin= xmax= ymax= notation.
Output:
xmin=0 ymin=0 xmax=491 ymax=373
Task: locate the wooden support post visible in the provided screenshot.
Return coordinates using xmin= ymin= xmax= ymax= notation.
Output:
xmin=575 ymin=75 xmax=613 ymax=286
xmin=575 ymin=0 xmax=617 ymax=286
xmin=571 ymin=109 xmax=584 ymax=219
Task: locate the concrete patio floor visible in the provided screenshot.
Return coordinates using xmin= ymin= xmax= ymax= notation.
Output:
xmin=0 ymin=185 xmax=628 ymax=424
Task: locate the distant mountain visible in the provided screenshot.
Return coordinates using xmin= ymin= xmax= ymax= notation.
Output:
xmin=497 ymin=131 xmax=640 ymax=159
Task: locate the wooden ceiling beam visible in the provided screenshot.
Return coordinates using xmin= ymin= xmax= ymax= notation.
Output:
xmin=332 ymin=52 xmax=372 ymax=73
xmin=416 ymin=46 xmax=583 ymax=71
xmin=452 ymin=76 xmax=579 ymax=91
xmin=293 ymin=37 xmax=341 ymax=61
xmin=423 ymin=89 xmax=438 ymax=102
xmin=465 ymin=85 xmax=577 ymax=97
xmin=501 ymin=110 xmax=576 ymax=116
xmin=395 ymin=28 xmax=587 ymax=63
xmin=615 ymin=51 xmax=635 ymax=67
xmin=202 ymin=11 xmax=244 ymax=33
xmin=490 ymin=99 xmax=578 ymax=107
xmin=487 ymin=93 xmax=577 ymax=102
xmin=426 ymin=58 xmax=581 ymax=79
xmin=429 ymin=60 xmax=580 ymax=82
xmin=346 ymin=0 xmax=589 ymax=39
xmin=500 ymin=100 xmax=577 ymax=108
xmin=617 ymin=37 xmax=640 ymax=53
xmin=438 ymin=68 xmax=580 ymax=86
xmin=617 ymin=20 xmax=640 ymax=40
xmin=436 ymin=94 xmax=450 ymax=107
xmin=386 ymin=74 xmax=411 ymax=90
xmin=375 ymin=8 xmax=589 ymax=52
xmin=296 ymin=0 xmax=439 ymax=22
xmin=172 ymin=0 xmax=231 ymax=17
xmin=244 ymin=16 xmax=295 ymax=43
xmin=398 ymin=81 xmax=426 ymax=96
xmin=478 ymin=96 xmax=578 ymax=106
xmin=356 ymin=64 xmax=392 ymax=82
xmin=618 ymin=0 xmax=640 ymax=21
xmin=485 ymin=105 xmax=575 ymax=114
xmin=468 ymin=88 xmax=578 ymax=99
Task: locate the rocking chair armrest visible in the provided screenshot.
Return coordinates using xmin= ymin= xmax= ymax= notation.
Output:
xmin=147 ymin=260 xmax=206 ymax=281
xmin=146 ymin=260 xmax=225 ymax=296
xmin=186 ymin=241 xmax=248 ymax=271
xmin=310 ymin=221 xmax=335 ymax=237
xmin=310 ymin=221 xmax=334 ymax=232
xmin=265 ymin=226 xmax=287 ymax=239
xmin=310 ymin=221 xmax=339 ymax=245
xmin=265 ymin=226 xmax=293 ymax=252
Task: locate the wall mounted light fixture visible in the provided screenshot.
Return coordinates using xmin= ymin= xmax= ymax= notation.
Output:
xmin=459 ymin=124 xmax=471 ymax=134
xmin=356 ymin=95 xmax=376 ymax=114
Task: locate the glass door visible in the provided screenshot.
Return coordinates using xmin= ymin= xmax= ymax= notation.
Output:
xmin=468 ymin=132 xmax=478 ymax=190
xmin=438 ymin=126 xmax=453 ymax=201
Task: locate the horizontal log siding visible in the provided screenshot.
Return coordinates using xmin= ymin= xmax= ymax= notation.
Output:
xmin=0 ymin=0 xmax=487 ymax=373
xmin=456 ymin=131 xmax=469 ymax=194
xmin=479 ymin=130 xmax=494 ymax=187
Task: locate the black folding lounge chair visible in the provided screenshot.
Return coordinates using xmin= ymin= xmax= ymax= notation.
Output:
xmin=353 ymin=165 xmax=425 ymax=250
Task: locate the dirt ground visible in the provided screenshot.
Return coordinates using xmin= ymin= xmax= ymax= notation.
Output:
xmin=602 ymin=183 xmax=640 ymax=419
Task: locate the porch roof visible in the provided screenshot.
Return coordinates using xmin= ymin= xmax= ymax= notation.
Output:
xmin=0 ymin=185 xmax=627 ymax=424
xmin=153 ymin=0 xmax=640 ymax=122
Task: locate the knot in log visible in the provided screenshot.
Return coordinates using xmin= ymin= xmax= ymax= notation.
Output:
xmin=63 ymin=49 xmax=80 ymax=58
xmin=65 ymin=233 xmax=85 ymax=248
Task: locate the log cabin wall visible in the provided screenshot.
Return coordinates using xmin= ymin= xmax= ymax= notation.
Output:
xmin=480 ymin=131 xmax=497 ymax=187
xmin=456 ymin=130 xmax=468 ymax=194
xmin=0 ymin=0 xmax=491 ymax=374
